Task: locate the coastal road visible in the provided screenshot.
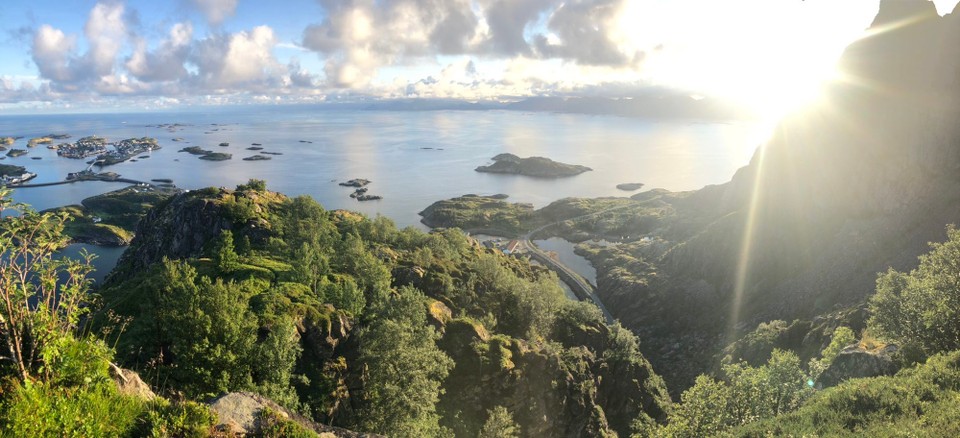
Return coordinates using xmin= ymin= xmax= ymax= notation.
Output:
xmin=520 ymin=203 xmax=635 ymax=325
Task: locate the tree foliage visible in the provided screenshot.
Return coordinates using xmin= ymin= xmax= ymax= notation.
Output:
xmin=655 ymin=349 xmax=811 ymax=437
xmin=0 ymin=190 xmax=94 ymax=382
xmin=870 ymin=225 xmax=960 ymax=357
xmin=354 ymin=286 xmax=454 ymax=436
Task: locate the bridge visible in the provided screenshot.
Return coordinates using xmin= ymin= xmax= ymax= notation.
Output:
xmin=518 ymin=203 xmax=635 ymax=325
xmin=520 ymin=238 xmax=614 ymax=323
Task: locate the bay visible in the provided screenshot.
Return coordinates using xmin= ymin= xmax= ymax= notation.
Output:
xmin=3 ymin=106 xmax=762 ymax=229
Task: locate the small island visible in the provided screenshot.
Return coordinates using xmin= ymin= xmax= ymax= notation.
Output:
xmin=219 ymin=142 xmax=230 ymax=147
xmin=616 ymin=183 xmax=644 ymax=191
xmin=243 ymin=155 xmax=271 ymax=161
xmin=475 ymin=153 xmax=591 ymax=178
xmin=339 ymin=178 xmax=370 ymax=188
xmin=199 ymin=152 xmax=232 ymax=161
xmin=180 ymin=146 xmax=232 ymax=161
xmin=246 ymin=146 xmax=263 ymax=151
xmin=6 ymin=149 xmax=28 ymax=158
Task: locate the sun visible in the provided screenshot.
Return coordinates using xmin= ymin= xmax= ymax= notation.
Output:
xmin=617 ymin=0 xmax=883 ymax=121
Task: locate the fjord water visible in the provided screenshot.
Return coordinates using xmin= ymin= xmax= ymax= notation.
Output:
xmin=4 ymin=106 xmax=762 ymax=229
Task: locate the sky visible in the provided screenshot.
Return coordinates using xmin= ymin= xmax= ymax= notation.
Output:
xmin=0 ymin=0 xmax=957 ymax=114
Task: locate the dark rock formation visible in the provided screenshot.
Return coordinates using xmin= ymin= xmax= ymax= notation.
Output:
xmin=476 ymin=153 xmax=591 ymax=177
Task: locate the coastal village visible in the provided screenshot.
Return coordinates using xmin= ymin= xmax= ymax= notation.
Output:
xmin=55 ymin=136 xmax=160 ymax=164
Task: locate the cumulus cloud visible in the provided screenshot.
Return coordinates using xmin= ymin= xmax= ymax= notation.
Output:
xmin=303 ymin=0 xmax=642 ymax=89
xmin=126 ymin=22 xmax=193 ymax=82
xmin=533 ymin=0 xmax=642 ymax=66
xmin=191 ymin=0 xmax=238 ymax=25
xmin=0 ymin=77 xmax=58 ymax=103
xmin=31 ymin=2 xmax=128 ymax=88
xmin=19 ymin=0 xmax=652 ymax=103
xmin=303 ymin=0 xmax=481 ymax=88
xmin=192 ymin=26 xmax=282 ymax=88
xmin=32 ymin=25 xmax=75 ymax=82
xmin=477 ymin=0 xmax=553 ymax=56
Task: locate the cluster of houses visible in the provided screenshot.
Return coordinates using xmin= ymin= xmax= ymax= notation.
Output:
xmin=480 ymin=238 xmax=522 ymax=254
xmin=0 ymin=172 xmax=36 ymax=185
xmin=56 ymin=136 xmax=108 ymax=158
xmin=56 ymin=136 xmax=160 ymax=162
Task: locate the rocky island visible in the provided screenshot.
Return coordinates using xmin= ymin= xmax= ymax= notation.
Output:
xmin=475 ymin=153 xmax=591 ymax=177
xmin=179 ymin=146 xmax=232 ymax=161
xmin=616 ymin=182 xmax=644 ymax=191
xmin=339 ymin=178 xmax=370 ymax=187
xmin=6 ymin=149 xmax=27 ymax=157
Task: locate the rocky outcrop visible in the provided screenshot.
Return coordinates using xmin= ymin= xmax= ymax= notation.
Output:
xmin=820 ymin=345 xmax=900 ymax=387
xmin=438 ymin=316 xmax=670 ymax=437
xmin=109 ymin=362 xmax=156 ymax=400
xmin=209 ymin=392 xmax=380 ymax=437
xmin=106 ymin=188 xmax=282 ymax=282
xmin=476 ymin=153 xmax=591 ymax=177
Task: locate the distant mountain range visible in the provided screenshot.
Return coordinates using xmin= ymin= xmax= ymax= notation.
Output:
xmin=348 ymin=92 xmax=755 ymax=120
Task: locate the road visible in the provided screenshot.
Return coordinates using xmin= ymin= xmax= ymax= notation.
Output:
xmin=520 ymin=204 xmax=634 ymax=324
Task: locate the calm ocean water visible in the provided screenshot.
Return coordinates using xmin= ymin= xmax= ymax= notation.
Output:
xmin=2 ymin=106 xmax=763 ymax=230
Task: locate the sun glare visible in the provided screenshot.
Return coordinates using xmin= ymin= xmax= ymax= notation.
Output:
xmin=619 ymin=1 xmax=884 ymax=121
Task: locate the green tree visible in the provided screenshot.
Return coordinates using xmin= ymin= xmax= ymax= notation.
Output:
xmin=253 ymin=317 xmax=303 ymax=409
xmin=659 ymin=375 xmax=732 ymax=437
xmin=236 ymin=179 xmax=267 ymax=192
xmin=211 ymin=229 xmax=239 ymax=268
xmin=158 ymin=262 xmax=258 ymax=397
xmin=658 ymin=349 xmax=810 ymax=437
xmin=355 ymin=286 xmax=454 ymax=437
xmin=870 ymin=225 xmax=960 ymax=356
xmin=478 ymin=406 xmax=520 ymax=438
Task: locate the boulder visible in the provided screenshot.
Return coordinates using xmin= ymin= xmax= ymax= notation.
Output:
xmin=209 ymin=391 xmax=380 ymax=437
xmin=820 ymin=344 xmax=900 ymax=387
xmin=109 ymin=362 xmax=156 ymax=400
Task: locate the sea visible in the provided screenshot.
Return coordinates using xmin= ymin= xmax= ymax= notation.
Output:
xmin=1 ymin=105 xmax=765 ymax=283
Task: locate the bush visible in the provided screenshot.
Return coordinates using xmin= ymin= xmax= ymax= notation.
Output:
xmin=135 ymin=399 xmax=216 ymax=438
xmin=870 ymin=225 xmax=960 ymax=357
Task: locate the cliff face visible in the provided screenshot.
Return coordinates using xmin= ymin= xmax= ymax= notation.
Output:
xmin=709 ymin=0 xmax=960 ymax=319
xmin=594 ymin=0 xmax=960 ymax=389
xmin=106 ymin=187 xmax=282 ymax=283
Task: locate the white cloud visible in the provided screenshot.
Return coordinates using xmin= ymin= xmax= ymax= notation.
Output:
xmin=83 ymin=2 xmax=127 ymax=76
xmin=191 ymin=0 xmax=238 ymax=25
xmin=126 ymin=22 xmax=193 ymax=82
xmin=31 ymin=2 xmax=128 ymax=88
xmin=303 ymin=0 xmax=644 ymax=89
xmin=192 ymin=25 xmax=281 ymax=88
xmin=32 ymin=25 xmax=75 ymax=82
